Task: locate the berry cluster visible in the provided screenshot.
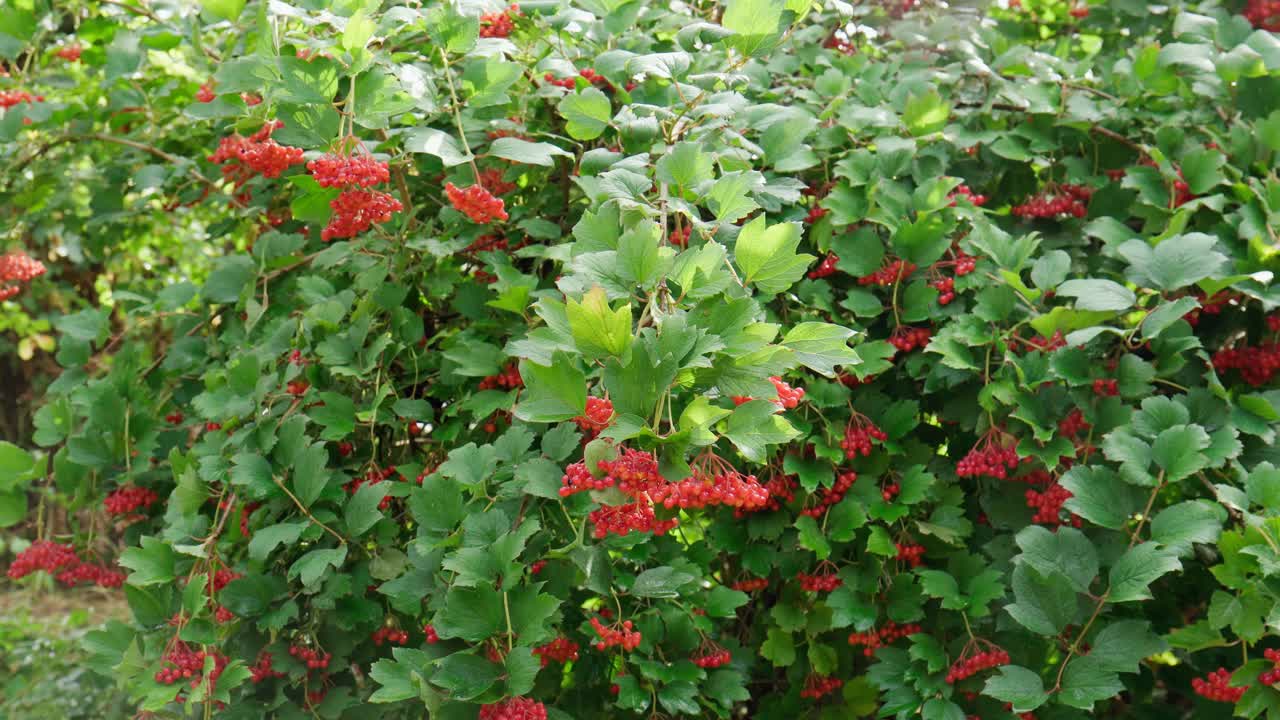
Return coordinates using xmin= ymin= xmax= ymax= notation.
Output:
xmin=847 ymin=621 xmax=922 ymax=657
xmin=207 ymin=122 xmax=304 ymax=188
xmin=842 ymin=419 xmax=887 ymax=458
xmin=859 ymin=259 xmax=917 ymax=286
xmin=956 ymin=431 xmax=1021 ymax=480
xmin=1213 ymin=344 xmax=1280 ymax=386
xmin=800 ymin=674 xmax=843 ymax=700
xmin=56 ymin=44 xmax=83 ymax=62
xmin=823 ymin=30 xmax=857 ymax=55
xmin=946 ymin=648 xmax=1010 ymax=683
xmin=532 ymin=637 xmax=580 ymax=666
xmin=1008 ymin=330 xmax=1066 ymax=355
xmin=307 ymin=154 xmax=391 ymax=188
xmin=807 ymin=252 xmax=839 ymax=279
xmin=1027 ymin=482 xmax=1081 ymax=527
xmin=0 ymin=251 xmax=47 ymax=302
xmin=372 ymin=627 xmax=409 ymax=646
xmin=804 ymin=206 xmax=829 ymax=224
xmin=476 ymin=167 xmax=517 ymax=195
xmin=1245 ymin=0 xmax=1280 ymax=30
xmin=1011 ymin=184 xmax=1092 ymax=219
xmin=479 ymin=362 xmax=523 ymax=389
xmin=560 ymin=461 xmax=613 ymax=496
xmin=948 ymin=184 xmax=988 ymax=206
xmin=597 ymin=448 xmax=665 ymax=496
xmin=797 ymin=570 xmax=843 ymax=593
xmin=446 ymin=182 xmax=510 ymax=223
xmin=590 ymin=616 xmax=642 ymax=651
xmin=880 ymin=480 xmax=901 ymax=502
xmin=573 ymin=396 xmax=614 ymax=435
xmin=1192 ymin=667 xmax=1247 ymax=702
xmin=250 ymin=651 xmax=285 ymax=683
xmin=288 ymin=644 xmax=332 ymax=669
xmin=0 ymin=89 xmax=42 ymax=109
xmin=1058 ymin=409 xmax=1091 ymax=438
xmin=322 ymin=189 xmax=403 ymax=241
xmin=1092 ymin=378 xmax=1119 ymax=396
xmin=104 ymin=485 xmax=159 ymax=515
xmin=802 ymin=471 xmax=857 ymax=518
xmin=931 ymin=276 xmax=957 ymax=305
xmin=344 ymin=465 xmax=400 ymax=509
xmin=544 ymin=68 xmax=612 ymax=90
xmin=649 ymin=470 xmax=770 ymax=511
xmin=479 ymin=4 xmax=520 ymax=38
xmin=286 ymin=379 xmax=309 ymax=396
xmin=530 ymin=559 xmax=546 ymax=575
xmin=155 ymin=642 xmax=229 ymax=690
xmin=770 ymin=376 xmax=805 ymax=409
xmin=889 ymin=326 xmax=932 ymax=353
xmin=1260 ymin=649 xmax=1280 ymax=685
xmin=6 ymin=540 xmax=79 ymax=579
xmin=895 ymin=542 xmax=925 ymax=567
xmin=588 ymin=501 xmax=677 ymax=538
xmin=731 ymin=576 xmax=769 ymax=592
xmin=479 ymin=698 xmax=547 ymax=720
xmin=692 ymin=644 xmax=732 ymax=668
xmin=195 ymin=82 xmax=215 ymax=102
xmin=668 ymin=225 xmax=691 ymax=248
xmin=56 ymin=563 xmax=126 ymax=588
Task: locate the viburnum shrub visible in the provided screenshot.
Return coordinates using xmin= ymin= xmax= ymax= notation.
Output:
xmin=3 ymin=1 xmax=1280 ymax=720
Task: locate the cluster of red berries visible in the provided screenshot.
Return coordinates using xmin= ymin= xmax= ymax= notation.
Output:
xmin=842 ymin=419 xmax=887 ymax=458
xmin=823 ymin=30 xmax=856 ymax=55
xmin=847 ymin=621 xmax=922 ymax=657
xmin=0 ymin=90 xmax=42 ymax=109
xmin=930 ymin=276 xmax=957 ymax=305
xmin=195 ymin=81 xmax=215 ymax=102
xmin=573 ymin=396 xmax=614 ymax=434
xmin=208 ymin=122 xmax=304 ymax=188
xmin=895 ymin=542 xmax=925 ymax=567
xmin=249 ymin=651 xmax=285 ymax=683
xmin=590 ymin=616 xmax=642 ymax=651
xmin=859 ymin=259 xmax=916 ymax=286
xmin=308 ymin=154 xmax=391 ymax=188
xmin=322 ymin=189 xmax=403 ymax=241
xmin=956 ymin=435 xmax=1021 ymax=480
xmin=6 ymin=540 xmax=79 ymax=579
xmin=649 ymin=471 xmax=770 ymax=511
xmin=286 ymin=379 xmax=309 ymax=396
xmin=530 ymin=559 xmax=546 ymax=575
xmin=476 ymin=167 xmax=517 ymax=195
xmin=372 ymin=627 xmax=409 ymax=646
xmin=731 ymin=576 xmax=769 ymax=592
xmin=880 ymin=480 xmax=901 ymax=502
xmin=1069 ymin=4 xmax=1090 ymax=18
xmin=446 ymin=182 xmax=509 ymax=223
xmin=1192 ymin=667 xmax=1248 ymax=702
xmin=1259 ymin=649 xmax=1280 ymax=686
xmin=1027 ymin=483 xmax=1081 ymax=527
xmin=800 ymin=674 xmax=843 ymax=699
xmin=545 ymin=68 xmax=612 ymax=90
xmin=1008 ymin=330 xmax=1066 ymax=355
xmin=479 ymin=698 xmax=547 ymax=720
xmin=889 ymin=326 xmax=932 ymax=354
xmin=802 ymin=471 xmax=857 ymax=518
xmin=1011 ymin=185 xmax=1093 ymax=219
xmin=479 ymin=4 xmax=520 ymax=37
xmin=288 ymin=644 xmax=332 ymax=669
xmin=668 ymin=225 xmax=691 ymax=248
xmin=1213 ymin=344 xmax=1280 ymax=387
xmin=1058 ymin=409 xmax=1090 ymax=438
xmin=210 ymin=567 xmax=240 ymax=592
xmin=588 ymin=501 xmax=677 ymax=538
xmin=1183 ymin=290 xmax=1232 ymax=326
xmin=56 ymin=44 xmax=82 ymax=62
xmin=770 ymin=376 xmax=805 ymax=409
xmin=692 ymin=644 xmax=732 ymax=668
xmin=949 ymin=185 xmax=988 ymax=206
xmin=808 ymin=252 xmax=839 ymax=279
xmin=417 ymin=624 xmax=438 ymax=645
xmin=1245 ymin=0 xmax=1280 ymax=30
xmin=344 ymin=465 xmax=401 ymax=510
xmin=0 ymin=251 xmax=47 ymax=302
xmin=946 ymin=648 xmax=1010 ymax=683
xmin=479 ymin=362 xmax=523 ymax=390
xmin=797 ymin=570 xmax=843 ymax=593
xmin=104 ymin=485 xmax=159 ymax=515
xmin=531 ymin=637 xmax=579 ymax=666
xmin=155 ymin=642 xmax=228 ymax=689
xmin=56 ymin=563 xmax=126 ymax=588
xmin=1092 ymin=378 xmax=1119 ymax=396
xmin=596 ymin=448 xmax=664 ymax=496
xmin=560 ymin=461 xmax=614 ymax=496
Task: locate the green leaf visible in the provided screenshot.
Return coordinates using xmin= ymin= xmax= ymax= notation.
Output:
xmin=288 ymin=546 xmax=348 ymax=588
xmin=1005 ymin=564 xmax=1077 ymax=636
xmin=781 ymin=322 xmax=859 ymax=377
xmin=311 ymin=392 xmax=357 ymax=440
xmin=1150 ymin=424 xmax=1210 ymax=481
xmin=369 ymin=658 xmax=420 ymax=703
xmin=0 ymin=442 xmax=36 ymax=491
xmin=1055 ymin=279 xmax=1135 ymax=312
xmin=795 ymin=515 xmax=830 ymax=559
xmin=760 ymin=627 xmax=795 ymax=667
xmin=1108 ymin=542 xmax=1182 ymax=603
xmin=488 ymin=137 xmax=572 ymax=166
xmin=433 ymin=652 xmax=501 ymax=700
xmin=1058 ymin=656 xmax=1124 ymax=710
xmin=903 ymin=90 xmax=950 ymax=136
xmin=983 ymin=665 xmax=1048 ymax=713
xmin=1120 ymin=234 xmax=1228 ymax=291
xmin=1014 ymin=525 xmax=1098 ymax=592
xmin=1150 ymin=500 xmax=1224 ymax=555
xmin=514 ymin=352 xmax=588 ymax=423
xmin=632 ymin=567 xmax=696 ymax=598
xmin=723 ymin=400 xmax=801 ymax=462
xmin=733 ymin=216 xmax=813 ymax=296
xmin=721 ymin=0 xmax=789 ymax=57
xmin=1088 ymin=620 xmax=1167 ymax=673
xmin=566 ymin=286 xmax=632 ymax=360
xmin=119 ymin=537 xmax=177 ymax=586
xmin=201 ymin=0 xmax=245 ymax=22
xmin=345 ymin=482 xmax=386 ymax=536
xmin=707 ymin=171 xmax=762 ymax=223
xmin=436 ymin=586 xmax=504 ymax=642
xmin=656 ymin=142 xmax=715 ymax=189
xmin=291 ymin=443 xmax=330 ymax=508
xmin=404 ymin=127 xmax=472 ymax=167
xmin=247 ymin=522 xmax=306 ymax=562
xmin=558 ymin=88 xmax=612 ymax=140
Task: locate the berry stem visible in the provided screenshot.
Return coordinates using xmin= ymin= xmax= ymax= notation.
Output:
xmin=439 ymin=47 xmax=483 ymax=185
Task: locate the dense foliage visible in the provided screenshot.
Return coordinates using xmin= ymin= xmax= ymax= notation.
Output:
xmin=4 ymin=0 xmax=1280 ymax=719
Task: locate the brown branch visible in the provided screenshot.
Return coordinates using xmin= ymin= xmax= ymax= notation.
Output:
xmin=1089 ymin=125 xmax=1144 ymax=152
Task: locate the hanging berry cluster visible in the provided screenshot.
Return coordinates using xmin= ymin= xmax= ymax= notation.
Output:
xmin=532 ymin=637 xmax=580 ymax=666
xmin=859 ymin=259 xmax=916 ymax=286
xmin=288 ymin=644 xmax=332 ymax=669
xmin=842 ymin=417 xmax=887 ymax=458
xmin=588 ymin=501 xmax=677 ymax=538
xmin=847 ymin=621 xmax=922 ymax=656
xmin=572 ymin=396 xmax=614 ymax=436
xmin=895 ymin=542 xmax=925 ymax=567
xmin=0 ymin=250 xmax=47 ymax=302
xmin=889 ymin=326 xmax=932 ymax=354
xmin=1244 ymin=0 xmax=1280 ymax=30
xmin=799 ymin=674 xmax=843 ymax=699
xmin=249 ymin=652 xmax=286 ymax=683
xmin=797 ymin=569 xmax=842 ymax=592
xmin=207 ymin=121 xmax=304 ymax=189
xmin=807 ymin=252 xmax=839 ymax=279
xmin=104 ymin=485 xmax=159 ymax=515
xmin=308 ymin=150 xmax=402 ymax=241
xmin=956 ymin=429 xmax=1021 ymax=480
xmin=1259 ymin=649 xmax=1280 ymax=685
xmin=479 ymin=698 xmax=547 ymax=720
xmin=802 ymin=470 xmax=857 ymax=518
xmin=446 ymin=181 xmax=509 ymax=224
xmin=1212 ymin=344 xmax=1280 ymax=387
xmin=479 ymin=4 xmax=520 ymax=37
xmin=730 ymin=576 xmax=769 ymax=592
xmin=946 ymin=647 xmax=1010 ymax=683
xmin=1026 ymin=482 xmax=1080 ymax=527
xmin=1192 ymin=667 xmax=1247 ymax=703
xmin=948 ymin=184 xmax=988 ymax=206
xmin=692 ymin=641 xmax=731 ymax=668
xmin=1011 ymin=184 xmax=1093 ymax=219
xmin=7 ymin=540 xmax=123 ymax=588
xmin=371 ymin=627 xmax=409 ymax=646
xmin=590 ymin=616 xmax=641 ymax=651
xmin=0 ymin=89 xmax=42 ymax=109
